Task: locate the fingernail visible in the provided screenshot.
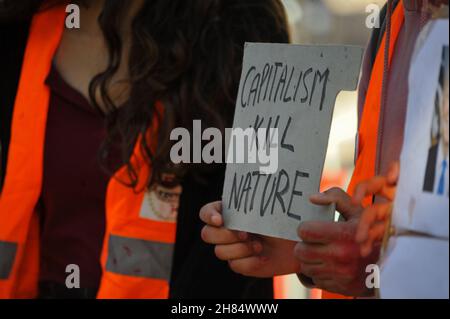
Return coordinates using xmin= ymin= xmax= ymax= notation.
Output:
xmin=211 ymin=215 xmax=221 ymax=225
xmin=238 ymin=232 xmax=248 ymax=241
xmin=310 ymin=193 xmax=323 ymax=200
xmin=297 ymin=223 xmax=306 ymax=237
xmin=361 ymin=246 xmax=370 ymax=257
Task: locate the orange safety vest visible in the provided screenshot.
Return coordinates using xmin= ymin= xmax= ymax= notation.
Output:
xmin=348 ymin=2 xmax=405 ymax=203
xmin=0 ymin=5 xmax=176 ymax=299
xmin=322 ymin=1 xmax=405 ymax=300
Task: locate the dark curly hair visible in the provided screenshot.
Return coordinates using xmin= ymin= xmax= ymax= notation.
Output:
xmin=1 ymin=0 xmax=290 ymax=189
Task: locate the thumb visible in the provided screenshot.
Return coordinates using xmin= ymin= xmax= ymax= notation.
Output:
xmin=310 ymin=187 xmax=362 ymax=221
xmin=199 ymin=201 xmax=223 ymax=226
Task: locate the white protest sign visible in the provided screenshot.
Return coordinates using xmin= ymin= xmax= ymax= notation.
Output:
xmin=222 ymin=43 xmax=363 ymax=241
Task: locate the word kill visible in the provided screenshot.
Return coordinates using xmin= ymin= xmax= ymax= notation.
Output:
xmin=240 ymin=62 xmax=330 ymax=110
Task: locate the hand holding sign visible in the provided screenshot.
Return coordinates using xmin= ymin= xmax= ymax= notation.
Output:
xmin=200 ymin=201 xmax=301 ymax=277
xmin=222 ymin=43 xmax=364 ymax=241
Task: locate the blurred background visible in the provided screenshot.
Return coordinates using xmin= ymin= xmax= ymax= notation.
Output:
xmin=276 ymin=0 xmax=387 ymax=299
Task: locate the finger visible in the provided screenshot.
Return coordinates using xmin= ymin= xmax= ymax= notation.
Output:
xmin=360 ymin=223 xmax=386 ymax=257
xmin=228 ymin=256 xmax=270 ymax=278
xmin=214 ymin=241 xmax=262 ymax=261
xmin=298 ymin=220 xmax=355 ymax=244
xmin=354 ymin=176 xmax=398 ymax=203
xmin=295 ymin=241 xmax=355 ymax=266
xmin=379 ymin=185 xmax=397 ymax=202
xmin=312 ymin=279 xmax=339 ymax=293
xmin=201 ymin=225 xmax=243 ymax=245
xmin=352 ymin=177 xmax=387 ymax=205
xmin=300 ymin=263 xmax=329 ymax=279
xmin=310 ymin=188 xmax=360 ymax=220
xmin=199 ymin=201 xmax=223 ymax=226
xmin=298 ymin=241 xmax=360 ymax=272
xmin=294 ymin=242 xmax=324 ymax=264
xmin=387 ymin=161 xmax=400 ymax=185
xmin=355 ymin=206 xmax=379 ymax=243
xmin=355 ymin=204 xmax=391 ymax=243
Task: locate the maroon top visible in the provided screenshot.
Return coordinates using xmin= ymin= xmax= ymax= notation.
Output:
xmin=38 ymin=66 xmax=109 ymax=290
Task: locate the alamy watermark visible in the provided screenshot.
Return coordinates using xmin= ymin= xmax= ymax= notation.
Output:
xmin=65 ymin=264 xmax=80 ymax=289
xmin=170 ymin=120 xmax=280 ymax=174
xmin=366 ymin=4 xmax=381 ymax=29
xmin=365 ymin=264 xmax=381 ymax=289
xmin=64 ymin=4 xmax=383 ymax=31
xmin=65 ymin=4 xmax=80 ymax=29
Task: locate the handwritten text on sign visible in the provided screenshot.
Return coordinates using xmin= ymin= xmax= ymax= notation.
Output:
xmin=222 ymin=43 xmax=363 ymax=241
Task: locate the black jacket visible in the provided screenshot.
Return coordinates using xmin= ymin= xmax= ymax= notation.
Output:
xmin=0 ymin=19 xmax=272 ymax=299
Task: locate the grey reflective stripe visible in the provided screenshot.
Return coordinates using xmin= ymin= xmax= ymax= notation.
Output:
xmin=106 ymin=235 xmax=174 ymax=281
xmin=0 ymin=241 xmax=17 ymax=279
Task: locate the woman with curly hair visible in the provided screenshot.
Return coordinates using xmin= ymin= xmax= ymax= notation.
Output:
xmin=0 ymin=0 xmax=289 ymax=299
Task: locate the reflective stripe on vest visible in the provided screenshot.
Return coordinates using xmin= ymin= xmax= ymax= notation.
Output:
xmin=0 ymin=6 xmax=176 ymax=299
xmin=98 ymin=130 xmax=176 ymax=299
xmin=0 ymin=241 xmax=17 ymax=279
